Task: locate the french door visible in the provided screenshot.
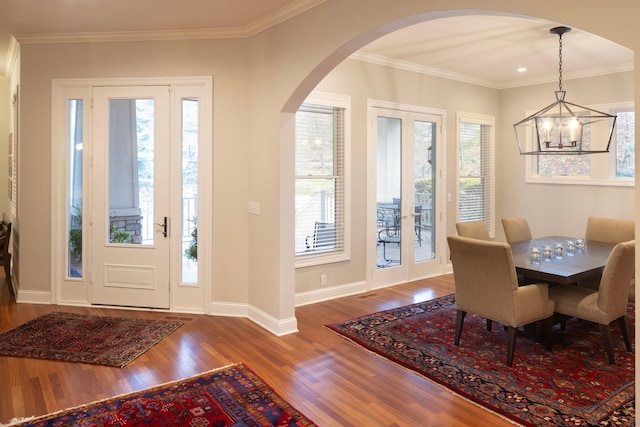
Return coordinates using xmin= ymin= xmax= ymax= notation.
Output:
xmin=91 ymin=86 xmax=171 ymax=308
xmin=370 ymin=104 xmax=444 ymax=288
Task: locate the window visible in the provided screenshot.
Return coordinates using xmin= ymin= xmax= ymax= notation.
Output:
xmin=613 ymin=110 xmax=635 ymax=178
xmin=457 ymin=112 xmax=495 ymax=236
xmin=67 ymin=99 xmax=84 ymax=278
xmin=525 ymin=103 xmax=634 ymax=185
xmin=295 ymin=92 xmax=350 ymax=266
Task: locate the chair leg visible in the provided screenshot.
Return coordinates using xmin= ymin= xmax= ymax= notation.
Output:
xmin=599 ymin=324 xmax=615 ymax=365
xmin=454 ymin=310 xmax=466 ymax=346
xmin=506 ymin=326 xmax=517 ymax=367
xmin=617 ymin=315 xmax=633 ymax=353
xmin=486 ymin=319 xmax=492 ymax=331
xmin=543 ymin=316 xmax=553 ymax=352
xmin=3 ymin=258 xmax=12 ymax=298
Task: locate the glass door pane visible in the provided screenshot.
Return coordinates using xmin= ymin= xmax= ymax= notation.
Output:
xmin=67 ymin=100 xmax=84 ymax=278
xmin=376 ymin=116 xmax=402 ymax=269
xmin=181 ymin=98 xmax=198 ymax=284
xmin=107 ymin=99 xmax=154 ymax=246
xmin=414 ymin=120 xmax=435 ymax=263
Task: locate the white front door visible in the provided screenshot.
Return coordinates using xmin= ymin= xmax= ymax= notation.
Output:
xmin=91 ymin=86 xmax=171 ymax=308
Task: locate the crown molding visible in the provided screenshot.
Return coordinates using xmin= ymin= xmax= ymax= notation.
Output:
xmin=349 ymin=51 xmax=502 ymax=89
xmin=349 ymin=51 xmax=634 ymax=90
xmin=15 ymin=0 xmax=326 ymax=44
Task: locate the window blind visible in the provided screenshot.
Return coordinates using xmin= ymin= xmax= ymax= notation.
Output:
xmin=294 ymin=103 xmax=345 ymax=256
xmin=458 ymin=120 xmax=493 ymax=233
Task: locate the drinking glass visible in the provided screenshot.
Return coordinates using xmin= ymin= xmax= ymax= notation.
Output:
xmin=530 ymin=246 xmax=541 ymax=264
xmin=554 ymin=243 xmax=564 ymax=259
xmin=565 ymin=240 xmax=575 ymax=256
xmin=542 ymin=245 xmax=553 ymax=261
xmin=575 ymin=238 xmax=585 ymax=252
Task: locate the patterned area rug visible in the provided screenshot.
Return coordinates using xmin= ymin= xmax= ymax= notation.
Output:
xmin=327 ymin=295 xmax=635 ymax=427
xmin=5 ymin=363 xmax=316 ymax=427
xmin=0 ymin=311 xmax=183 ymax=367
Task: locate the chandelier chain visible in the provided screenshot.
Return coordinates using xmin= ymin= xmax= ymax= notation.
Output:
xmin=558 ymin=33 xmax=563 ymax=92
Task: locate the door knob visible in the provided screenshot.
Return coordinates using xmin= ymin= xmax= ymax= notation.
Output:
xmin=155 ymin=216 xmax=168 ymax=237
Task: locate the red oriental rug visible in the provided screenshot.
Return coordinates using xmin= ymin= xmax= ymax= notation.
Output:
xmin=326 ymin=294 xmax=635 ymax=427
xmin=5 ymin=363 xmax=317 ymax=427
xmin=0 ymin=311 xmax=183 ymax=367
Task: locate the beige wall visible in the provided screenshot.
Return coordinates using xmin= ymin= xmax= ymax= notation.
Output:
xmin=19 ymin=39 xmax=252 ymax=305
xmin=296 ymin=58 xmax=500 ymax=293
xmin=12 ymin=1 xmax=640 ymax=331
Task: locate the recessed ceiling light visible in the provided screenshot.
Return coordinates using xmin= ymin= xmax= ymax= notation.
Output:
xmin=517 ymin=67 xmax=527 ymax=73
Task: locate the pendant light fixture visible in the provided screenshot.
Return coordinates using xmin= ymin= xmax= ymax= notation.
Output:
xmin=513 ymin=26 xmax=616 ymax=155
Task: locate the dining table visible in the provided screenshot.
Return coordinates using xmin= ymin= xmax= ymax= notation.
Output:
xmin=510 ymin=235 xmax=616 ymax=286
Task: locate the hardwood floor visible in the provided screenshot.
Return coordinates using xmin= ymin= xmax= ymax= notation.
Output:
xmin=0 ymin=274 xmax=515 ymax=426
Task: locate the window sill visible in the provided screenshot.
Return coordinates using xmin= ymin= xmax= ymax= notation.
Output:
xmin=295 ymin=252 xmax=350 ymax=268
xmin=526 ymin=176 xmax=634 ymax=187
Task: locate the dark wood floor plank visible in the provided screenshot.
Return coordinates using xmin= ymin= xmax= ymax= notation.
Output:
xmin=0 ymin=273 xmax=513 ymax=426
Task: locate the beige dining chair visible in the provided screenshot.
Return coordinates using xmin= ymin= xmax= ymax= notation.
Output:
xmin=585 ymin=217 xmax=634 ymax=244
xmin=447 ymin=236 xmax=554 ymax=366
xmin=549 ymin=240 xmax=635 ymax=365
xmin=501 ymin=217 xmax=533 ymax=243
xmin=455 ymin=221 xmax=490 ymax=240
xmin=582 ymin=217 xmax=635 ymax=302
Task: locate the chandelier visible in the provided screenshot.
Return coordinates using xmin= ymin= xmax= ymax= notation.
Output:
xmin=513 ymin=26 xmax=616 ymax=155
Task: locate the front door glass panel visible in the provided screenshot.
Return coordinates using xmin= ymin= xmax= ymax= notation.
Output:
xmin=107 ymin=99 xmax=154 ymax=246
xmin=181 ymin=98 xmax=198 ymax=284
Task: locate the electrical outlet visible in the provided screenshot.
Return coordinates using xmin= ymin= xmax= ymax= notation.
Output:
xmin=320 ymin=274 xmax=327 ymax=286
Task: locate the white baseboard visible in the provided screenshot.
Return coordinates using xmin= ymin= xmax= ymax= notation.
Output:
xmin=295 ymin=280 xmax=368 ymax=307
xmin=16 ymin=290 xmax=53 ymax=304
xmin=210 ymin=301 xmax=298 ymax=336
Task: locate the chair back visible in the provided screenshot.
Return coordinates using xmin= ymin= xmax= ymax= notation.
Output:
xmin=447 ymin=236 xmax=519 ymax=320
xmin=597 ymin=240 xmax=635 ymax=316
xmin=585 ymin=217 xmax=634 ymax=244
xmin=455 ymin=221 xmax=490 ymax=240
xmin=307 ymin=222 xmax=336 ymax=251
xmin=0 ymin=221 xmax=11 ymax=259
xmin=501 ymin=217 xmax=532 ymax=243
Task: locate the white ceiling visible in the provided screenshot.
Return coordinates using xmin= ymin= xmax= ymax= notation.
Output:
xmin=0 ymin=1 xmax=633 ymax=88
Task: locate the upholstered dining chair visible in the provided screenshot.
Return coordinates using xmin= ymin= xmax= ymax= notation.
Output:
xmin=549 ymin=240 xmax=635 ymax=365
xmin=582 ymin=217 xmax=635 ymax=302
xmin=455 ymin=221 xmax=490 ymax=240
xmin=585 ymin=217 xmax=634 ymax=244
xmin=447 ymin=236 xmax=554 ymax=366
xmin=501 ymin=217 xmax=533 ymax=243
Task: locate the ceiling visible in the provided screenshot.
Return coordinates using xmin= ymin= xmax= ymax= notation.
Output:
xmin=0 ymin=1 xmax=633 ymax=88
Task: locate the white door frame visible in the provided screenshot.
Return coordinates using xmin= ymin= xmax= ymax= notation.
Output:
xmin=366 ymin=99 xmax=447 ymax=290
xmin=51 ymin=77 xmax=212 ymax=313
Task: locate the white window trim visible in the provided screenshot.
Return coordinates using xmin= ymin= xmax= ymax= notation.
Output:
xmin=456 ymin=111 xmax=496 ymax=238
xmin=295 ymin=91 xmax=351 ymax=268
xmin=524 ymin=101 xmax=634 ymax=187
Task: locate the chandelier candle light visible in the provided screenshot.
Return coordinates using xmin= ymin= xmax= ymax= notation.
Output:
xmin=513 ymin=26 xmax=617 ymax=155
